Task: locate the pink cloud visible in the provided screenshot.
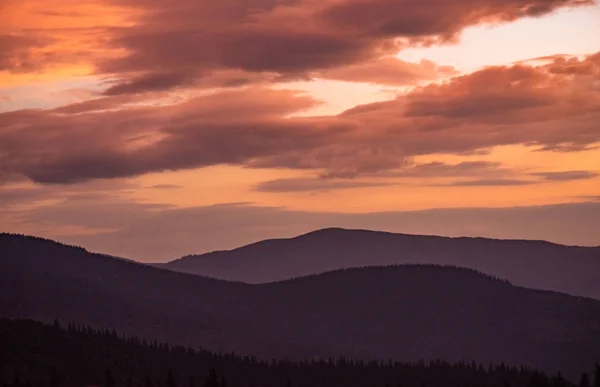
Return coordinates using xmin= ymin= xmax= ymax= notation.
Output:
xmin=1 ymin=53 xmax=599 ymax=184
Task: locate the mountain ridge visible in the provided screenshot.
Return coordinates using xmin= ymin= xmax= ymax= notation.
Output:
xmin=2 ymin=233 xmax=600 ymax=379
xmin=171 ymin=227 xmax=585 ymax=263
xmin=161 ymin=228 xmax=600 ymax=299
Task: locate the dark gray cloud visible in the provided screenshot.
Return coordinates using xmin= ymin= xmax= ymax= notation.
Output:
xmin=530 ymin=170 xmax=599 ymax=181
xmin=252 ymin=161 xmax=526 ymax=192
xmin=102 ymin=72 xmax=199 ymax=95
xmin=440 ymin=178 xmax=535 ymax=187
xmin=0 ymin=179 xmax=138 ymax=209
xmin=389 ymin=161 xmax=516 ymax=178
xmin=147 ymin=184 xmax=183 ymax=189
xmin=254 ymin=177 xmax=393 ymax=193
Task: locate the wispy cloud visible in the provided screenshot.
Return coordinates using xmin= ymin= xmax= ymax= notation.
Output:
xmin=530 ymin=170 xmax=599 ymax=181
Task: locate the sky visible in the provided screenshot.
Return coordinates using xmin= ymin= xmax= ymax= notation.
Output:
xmin=1 ymin=0 xmax=599 ymax=261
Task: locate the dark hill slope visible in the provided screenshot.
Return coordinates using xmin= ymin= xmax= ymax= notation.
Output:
xmin=0 ymin=318 xmax=564 ymax=387
xmin=2 ymin=233 xmax=600 ymax=379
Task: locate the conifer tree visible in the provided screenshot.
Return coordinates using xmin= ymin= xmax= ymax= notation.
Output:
xmin=105 ymin=371 xmax=116 ymax=387
xmin=166 ymin=370 xmax=177 ymax=387
xmin=579 ymin=373 xmax=591 ymax=387
xmin=552 ymin=372 xmax=565 ymax=387
xmin=49 ymin=366 xmax=60 ymax=387
xmin=204 ymin=369 xmax=220 ymax=387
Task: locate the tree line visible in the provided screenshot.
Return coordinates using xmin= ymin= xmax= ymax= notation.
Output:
xmin=1 ymin=318 xmax=598 ymax=387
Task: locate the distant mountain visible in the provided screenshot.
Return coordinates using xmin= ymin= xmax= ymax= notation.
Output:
xmin=163 ymin=228 xmax=600 ymax=299
xmin=2 ymin=233 xmax=600 ymax=379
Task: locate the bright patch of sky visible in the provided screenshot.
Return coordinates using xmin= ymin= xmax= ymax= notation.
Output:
xmin=0 ymin=76 xmax=104 ymax=113
xmin=398 ymin=5 xmax=600 ymax=72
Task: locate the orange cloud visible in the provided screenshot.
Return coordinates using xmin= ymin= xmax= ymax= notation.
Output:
xmin=1 ymin=53 xmax=599 ymax=184
xmin=0 ymin=0 xmax=136 ymax=86
xmin=1 ymin=0 xmax=591 ymax=92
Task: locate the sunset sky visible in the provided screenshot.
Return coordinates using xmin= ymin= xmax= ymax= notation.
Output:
xmin=1 ymin=0 xmax=599 ymax=261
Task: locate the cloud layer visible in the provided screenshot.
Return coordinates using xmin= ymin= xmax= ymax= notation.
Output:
xmin=100 ymin=0 xmax=592 ymax=84
xmin=2 ymin=0 xmax=593 ymax=86
xmin=2 ymin=0 xmax=599 ymax=259
xmin=1 ymin=53 xmax=599 ymax=183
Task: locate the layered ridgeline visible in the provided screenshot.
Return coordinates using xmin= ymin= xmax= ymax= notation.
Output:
xmin=2 ymin=234 xmax=600 ymax=379
xmin=163 ymin=228 xmax=600 ymax=299
xmin=2 ymin=318 xmax=597 ymax=387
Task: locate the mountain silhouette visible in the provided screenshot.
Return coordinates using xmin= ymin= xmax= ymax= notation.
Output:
xmin=2 ymin=233 xmax=600 ymax=379
xmin=163 ymin=228 xmax=600 ymax=299
xmin=0 ymin=318 xmax=576 ymax=387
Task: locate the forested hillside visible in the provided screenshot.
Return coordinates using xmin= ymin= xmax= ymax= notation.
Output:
xmin=2 ymin=318 xmax=598 ymax=387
